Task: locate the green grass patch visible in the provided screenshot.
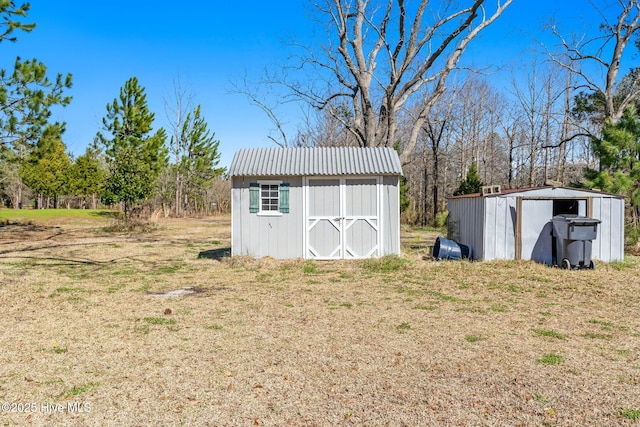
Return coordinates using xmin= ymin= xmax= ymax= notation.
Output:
xmin=588 ymin=319 xmax=614 ymax=330
xmin=206 ymin=324 xmax=223 ymax=330
xmin=256 ymin=272 xmax=273 ymax=282
xmin=49 ymin=287 xmax=86 ymax=298
xmin=489 ymin=304 xmax=507 ymax=312
xmin=154 ymin=264 xmax=183 ymax=274
xmin=0 ymin=208 xmax=115 ymax=223
xmin=326 ymin=301 xmax=353 ymax=309
xmin=507 ymin=284 xmax=522 ymax=293
xmin=396 ymin=322 xmax=411 ymax=333
xmin=63 ymin=382 xmax=100 ymax=398
xmin=533 ymin=393 xmax=551 ymax=404
xmin=303 ymin=261 xmax=321 ymax=274
xmin=536 ymin=353 xmax=564 ymax=365
xmin=107 ymin=283 xmax=128 ymax=293
xmin=134 ymin=325 xmax=150 ymax=334
xmin=396 ymin=286 xmax=421 ymax=296
xmin=464 ymin=335 xmax=486 ymax=343
xmin=39 ymin=345 xmax=68 ymax=354
xmin=608 ymin=257 xmax=637 ymax=270
xmin=111 ymin=268 xmax=139 ymax=276
xmin=581 ymin=332 xmax=613 ymax=340
xmin=532 ymin=329 xmax=565 ymax=339
xmin=427 ymin=290 xmax=460 ymax=303
xmin=414 ymin=304 xmax=437 ymax=310
xmin=620 ymin=408 xmax=640 ymax=421
xmin=361 ymin=255 xmax=410 ymax=273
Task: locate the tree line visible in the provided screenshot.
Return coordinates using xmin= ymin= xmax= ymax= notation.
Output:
xmin=0 ymin=3 xmax=228 ymax=220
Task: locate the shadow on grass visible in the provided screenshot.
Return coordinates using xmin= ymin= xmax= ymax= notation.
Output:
xmin=0 ymin=220 xmax=60 ymax=231
xmin=0 ymin=221 xmax=61 ymax=235
xmin=89 ymin=210 xmax=123 ymax=219
xmin=198 ymin=247 xmax=231 ymax=260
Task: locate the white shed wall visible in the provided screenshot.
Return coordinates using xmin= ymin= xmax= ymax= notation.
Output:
xmin=232 ymin=176 xmax=304 ymax=258
xmin=382 ymin=175 xmax=401 ymax=256
xmin=590 ymin=196 xmax=625 ymax=261
xmin=483 ymin=196 xmax=516 ymax=260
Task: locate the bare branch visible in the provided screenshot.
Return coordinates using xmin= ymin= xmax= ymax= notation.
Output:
xmin=229 ymin=75 xmax=289 ymax=147
xmin=548 ymin=0 xmax=640 ymax=121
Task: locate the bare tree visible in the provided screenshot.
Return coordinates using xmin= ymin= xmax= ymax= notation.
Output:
xmin=230 ymin=75 xmax=291 ymax=147
xmin=282 ymin=0 xmax=512 ymax=163
xmin=165 ymin=78 xmax=194 ymax=217
xmin=208 ymin=176 xmax=231 ymax=215
xmin=509 ymin=58 xmax=577 ymax=187
xmin=548 ymin=0 xmax=640 ymax=122
xmin=448 ymin=76 xmax=504 ymax=184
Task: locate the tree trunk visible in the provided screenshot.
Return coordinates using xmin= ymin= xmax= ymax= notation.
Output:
xmin=13 ymin=182 xmax=23 ymax=209
xmin=422 ymin=153 xmax=429 ymax=226
xmin=432 ymin=143 xmax=439 ymax=223
xmin=175 ymin=171 xmax=182 ymax=217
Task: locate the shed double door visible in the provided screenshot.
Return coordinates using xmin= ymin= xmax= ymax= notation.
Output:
xmin=306 ymin=178 xmax=380 ymax=259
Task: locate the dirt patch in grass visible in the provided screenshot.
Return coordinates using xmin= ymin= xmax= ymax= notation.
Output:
xmin=0 ymin=216 xmax=639 ymax=426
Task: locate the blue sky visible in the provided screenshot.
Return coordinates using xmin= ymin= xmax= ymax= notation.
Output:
xmin=1 ymin=1 xmax=618 ymax=169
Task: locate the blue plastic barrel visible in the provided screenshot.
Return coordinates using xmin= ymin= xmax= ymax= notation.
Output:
xmin=433 ymin=237 xmax=470 ymax=260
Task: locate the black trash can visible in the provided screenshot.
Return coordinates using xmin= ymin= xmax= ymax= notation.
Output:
xmin=551 ymin=215 xmax=601 ymax=269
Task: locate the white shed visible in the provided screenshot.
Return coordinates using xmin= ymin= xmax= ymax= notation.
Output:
xmin=229 ymin=147 xmax=403 ymax=259
xmin=447 ymin=186 xmax=625 ymax=264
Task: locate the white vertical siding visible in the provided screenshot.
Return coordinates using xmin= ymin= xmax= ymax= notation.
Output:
xmin=382 ymin=176 xmax=400 ymax=256
xmin=520 ymin=199 xmax=554 ymax=264
xmin=448 ymin=197 xmax=485 ymax=260
xmin=483 ymin=196 xmax=516 ymax=260
xmin=232 ymin=176 xmax=304 ymax=258
xmin=590 ymin=197 xmax=625 ymax=261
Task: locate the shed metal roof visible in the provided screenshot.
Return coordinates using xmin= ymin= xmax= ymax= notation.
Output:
xmin=448 ymin=185 xmax=623 ymax=199
xmin=229 ymin=147 xmax=403 ymax=177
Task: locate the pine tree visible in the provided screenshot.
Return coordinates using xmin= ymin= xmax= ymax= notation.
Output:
xmin=173 ymin=105 xmax=223 ymax=215
xmin=0 ymin=4 xmax=72 ymax=208
xmin=454 ymin=162 xmax=484 ymax=196
xmin=19 ymin=124 xmax=72 ymax=208
xmin=71 ymin=141 xmax=105 ymax=209
xmin=97 ymin=77 xmax=168 ymax=221
xmin=0 ymin=2 xmax=35 ymax=43
xmin=586 ymin=105 xmax=640 ymax=233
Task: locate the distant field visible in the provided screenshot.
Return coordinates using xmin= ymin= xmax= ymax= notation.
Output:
xmin=0 ymin=213 xmax=639 ymax=426
xmin=0 ymin=208 xmax=116 ymax=224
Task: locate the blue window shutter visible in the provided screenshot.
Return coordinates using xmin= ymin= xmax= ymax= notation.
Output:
xmin=249 ymin=183 xmax=259 ymax=213
xmin=279 ymin=183 xmax=290 ymax=213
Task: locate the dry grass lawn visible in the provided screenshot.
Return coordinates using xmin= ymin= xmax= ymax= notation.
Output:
xmin=1 ymin=214 xmax=639 ymax=426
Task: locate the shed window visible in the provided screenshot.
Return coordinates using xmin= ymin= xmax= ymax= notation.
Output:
xmin=553 ymin=199 xmax=582 ymax=216
xmin=249 ymin=181 xmax=289 ymax=215
xmin=261 ymin=184 xmax=280 ymax=211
